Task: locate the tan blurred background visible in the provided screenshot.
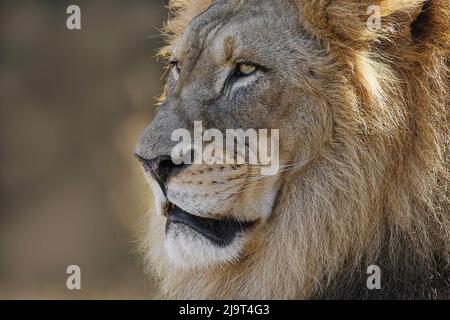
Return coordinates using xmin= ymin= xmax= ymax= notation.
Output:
xmin=0 ymin=0 xmax=168 ymax=299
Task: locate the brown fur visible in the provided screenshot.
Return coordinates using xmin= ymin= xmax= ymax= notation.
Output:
xmin=139 ymin=0 xmax=449 ymax=299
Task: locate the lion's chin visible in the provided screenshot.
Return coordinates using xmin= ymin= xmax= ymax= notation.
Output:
xmin=163 ymin=205 xmax=255 ymax=268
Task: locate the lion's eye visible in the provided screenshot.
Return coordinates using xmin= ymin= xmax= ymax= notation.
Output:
xmin=235 ymin=63 xmax=257 ymax=77
xmin=170 ymin=60 xmax=181 ymax=74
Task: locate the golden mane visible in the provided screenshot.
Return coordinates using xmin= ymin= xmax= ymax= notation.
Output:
xmin=141 ymin=0 xmax=449 ymax=299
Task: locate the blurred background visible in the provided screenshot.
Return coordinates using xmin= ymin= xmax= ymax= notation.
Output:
xmin=0 ymin=0 xmax=168 ymax=299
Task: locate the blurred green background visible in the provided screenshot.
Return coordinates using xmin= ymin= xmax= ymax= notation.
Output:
xmin=0 ymin=0 xmax=168 ymax=299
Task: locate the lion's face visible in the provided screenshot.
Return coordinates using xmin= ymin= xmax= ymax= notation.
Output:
xmin=136 ymin=0 xmax=332 ymax=268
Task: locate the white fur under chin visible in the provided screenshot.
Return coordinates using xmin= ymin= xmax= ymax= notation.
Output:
xmin=164 ymin=224 xmax=248 ymax=269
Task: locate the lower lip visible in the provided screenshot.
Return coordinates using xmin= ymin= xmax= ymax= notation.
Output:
xmin=166 ymin=205 xmax=256 ymax=247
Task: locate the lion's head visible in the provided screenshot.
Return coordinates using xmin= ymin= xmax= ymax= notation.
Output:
xmin=135 ymin=0 xmax=449 ymax=299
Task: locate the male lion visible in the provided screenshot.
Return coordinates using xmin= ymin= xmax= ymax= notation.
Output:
xmin=135 ymin=0 xmax=449 ymax=299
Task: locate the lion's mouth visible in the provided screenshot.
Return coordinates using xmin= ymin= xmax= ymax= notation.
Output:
xmin=165 ymin=204 xmax=256 ymax=247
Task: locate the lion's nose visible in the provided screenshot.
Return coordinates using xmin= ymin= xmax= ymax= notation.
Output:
xmin=136 ymin=154 xmax=178 ymax=186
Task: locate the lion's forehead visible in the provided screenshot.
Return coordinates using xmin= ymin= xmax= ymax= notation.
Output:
xmin=174 ymin=0 xmax=301 ymax=70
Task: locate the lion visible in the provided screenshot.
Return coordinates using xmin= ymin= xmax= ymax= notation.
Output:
xmin=135 ymin=0 xmax=449 ymax=299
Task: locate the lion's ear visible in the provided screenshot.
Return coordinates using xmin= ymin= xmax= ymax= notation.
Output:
xmin=297 ymin=0 xmax=449 ymax=51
